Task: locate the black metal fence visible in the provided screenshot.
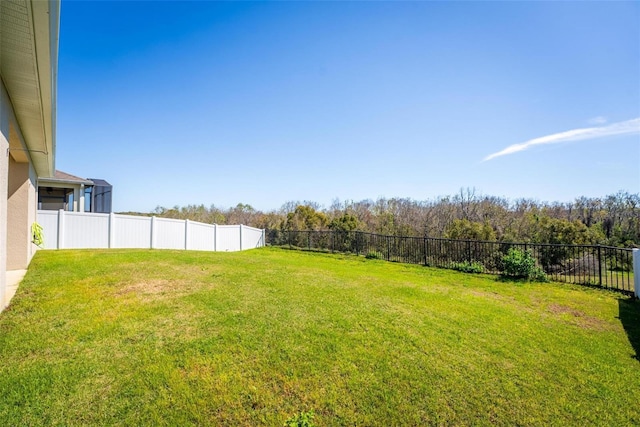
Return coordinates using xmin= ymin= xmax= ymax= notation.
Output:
xmin=265 ymin=229 xmax=636 ymax=295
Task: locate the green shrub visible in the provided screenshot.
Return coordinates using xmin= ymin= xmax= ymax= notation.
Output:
xmin=529 ymin=266 xmax=548 ymax=282
xmin=501 ymin=248 xmax=547 ymax=282
xmin=31 ymin=222 xmax=44 ymax=247
xmin=284 ymin=410 xmax=315 ymax=427
xmin=451 ymin=261 xmax=484 ymax=274
xmin=365 ymin=251 xmax=383 ymax=260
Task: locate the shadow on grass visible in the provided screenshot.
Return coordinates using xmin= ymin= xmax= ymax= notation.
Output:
xmin=618 ymin=298 xmax=640 ymax=362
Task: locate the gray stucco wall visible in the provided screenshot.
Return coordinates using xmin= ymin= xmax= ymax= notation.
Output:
xmin=1 ymin=80 xmax=10 ymax=308
xmin=7 ymin=156 xmax=37 ymax=270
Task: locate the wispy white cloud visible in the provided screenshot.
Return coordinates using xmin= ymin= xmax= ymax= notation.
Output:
xmin=482 ymin=117 xmax=640 ymax=162
xmin=588 ymin=116 xmax=608 ymax=125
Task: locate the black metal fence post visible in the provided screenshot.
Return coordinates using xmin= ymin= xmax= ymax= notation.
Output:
xmin=424 ymin=237 xmax=428 ymax=266
xmin=386 ymin=236 xmax=391 ymax=261
xmin=598 ymin=245 xmax=602 ymax=287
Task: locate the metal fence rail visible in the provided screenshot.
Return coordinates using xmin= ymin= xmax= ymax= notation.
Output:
xmin=265 ymin=229 xmax=636 ymax=295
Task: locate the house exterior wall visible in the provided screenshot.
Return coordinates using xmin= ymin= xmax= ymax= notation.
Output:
xmin=1 ymin=81 xmax=11 ymax=308
xmin=1 ymin=0 xmax=59 ymax=311
xmin=7 ymin=156 xmax=37 ymax=270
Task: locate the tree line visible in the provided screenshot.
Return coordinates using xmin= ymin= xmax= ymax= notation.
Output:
xmin=142 ymin=189 xmax=640 ymax=248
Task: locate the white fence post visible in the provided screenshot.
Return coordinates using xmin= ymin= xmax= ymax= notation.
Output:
xmin=57 ymin=209 xmax=65 ymax=249
xmin=239 ymin=224 xmax=243 ymax=251
xmin=185 ymin=219 xmax=190 ymax=250
xmin=213 ymin=224 xmax=217 ymax=252
xmin=150 ymin=216 xmax=156 ymax=249
xmin=262 ymin=229 xmax=266 ymax=248
xmin=108 ymin=212 xmax=115 ymax=248
xmin=633 ymin=249 xmax=640 ymax=299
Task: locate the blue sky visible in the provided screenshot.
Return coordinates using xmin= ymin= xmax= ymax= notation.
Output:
xmin=56 ymin=1 xmax=640 ymax=212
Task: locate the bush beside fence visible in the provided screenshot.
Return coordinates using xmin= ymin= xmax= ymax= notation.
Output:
xmin=266 ymin=229 xmax=637 ymax=295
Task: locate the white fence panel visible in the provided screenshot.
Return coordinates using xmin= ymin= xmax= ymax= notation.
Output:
xmin=36 ymin=211 xmax=264 ymax=252
xmin=155 ymin=217 xmax=187 ymax=250
xmin=242 ymin=226 xmax=264 ymax=250
xmin=37 ymin=210 xmax=59 ymax=249
xmin=188 ymin=222 xmax=216 ymax=251
xmin=64 ymin=212 xmax=110 ymax=249
xmin=115 ymin=215 xmax=152 ymax=248
xmin=217 ymin=225 xmax=241 ymax=251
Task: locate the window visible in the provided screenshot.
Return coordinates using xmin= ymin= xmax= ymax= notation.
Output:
xmin=37 ymin=187 xmax=75 ymax=211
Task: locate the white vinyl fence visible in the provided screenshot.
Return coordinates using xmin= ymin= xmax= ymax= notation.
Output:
xmin=37 ymin=210 xmax=265 ymax=252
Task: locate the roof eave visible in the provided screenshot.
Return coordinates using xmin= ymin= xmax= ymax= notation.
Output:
xmin=38 ymin=177 xmax=94 ymax=186
xmin=29 ymin=0 xmax=59 ymax=177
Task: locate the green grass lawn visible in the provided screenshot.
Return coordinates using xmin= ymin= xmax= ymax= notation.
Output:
xmin=1 ymin=248 xmax=639 ymax=426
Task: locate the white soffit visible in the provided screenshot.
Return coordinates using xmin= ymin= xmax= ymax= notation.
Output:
xmin=0 ymin=0 xmax=58 ymax=177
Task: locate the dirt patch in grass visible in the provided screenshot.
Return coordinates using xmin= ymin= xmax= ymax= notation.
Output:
xmin=547 ymin=304 xmax=610 ymax=331
xmin=467 ymin=291 xmax=612 ymax=331
xmin=115 ymin=279 xmax=198 ymax=301
xmin=117 ymin=279 xmax=173 ymax=295
xmin=547 ymin=304 xmax=585 ymax=317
